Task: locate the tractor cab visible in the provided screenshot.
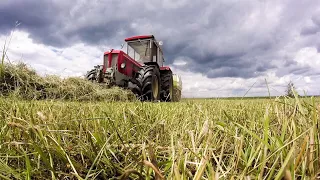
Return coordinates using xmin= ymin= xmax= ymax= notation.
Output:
xmin=124 ymin=35 xmax=164 ymax=67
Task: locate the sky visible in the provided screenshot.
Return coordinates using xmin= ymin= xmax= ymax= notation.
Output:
xmin=1 ymin=0 xmax=320 ymax=98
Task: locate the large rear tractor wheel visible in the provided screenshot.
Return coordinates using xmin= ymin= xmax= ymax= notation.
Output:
xmin=134 ymin=65 xmax=161 ymax=101
xmin=160 ymin=72 xmax=173 ymax=102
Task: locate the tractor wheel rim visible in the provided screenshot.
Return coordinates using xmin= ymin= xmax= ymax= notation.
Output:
xmin=152 ymin=75 xmax=159 ymax=99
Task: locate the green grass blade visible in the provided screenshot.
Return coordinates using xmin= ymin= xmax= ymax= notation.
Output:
xmin=234 ymin=122 xmax=271 ymax=149
xmin=84 ymin=138 xmax=109 ymax=180
xmin=274 ymin=147 xmax=294 ymax=180
xmin=24 ymin=150 xmax=31 ymax=180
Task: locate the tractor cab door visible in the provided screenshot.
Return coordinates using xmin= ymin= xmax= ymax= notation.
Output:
xmin=155 ymin=41 xmax=164 ymax=67
xmin=149 ymin=40 xmax=164 ymax=67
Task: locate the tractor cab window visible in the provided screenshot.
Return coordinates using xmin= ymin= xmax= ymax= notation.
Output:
xmin=127 ymin=45 xmax=140 ymax=61
xmin=126 ymin=40 xmax=151 ymax=63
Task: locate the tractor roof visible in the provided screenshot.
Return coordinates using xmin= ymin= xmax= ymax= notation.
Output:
xmin=125 ymin=35 xmax=154 ymax=41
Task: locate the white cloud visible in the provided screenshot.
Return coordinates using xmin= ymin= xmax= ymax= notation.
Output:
xmin=294 ymin=47 xmax=320 ymax=68
xmin=173 ymin=57 xmax=188 ymax=66
xmin=1 ymin=30 xmax=106 ymax=78
xmin=304 ymin=76 xmax=312 ymax=83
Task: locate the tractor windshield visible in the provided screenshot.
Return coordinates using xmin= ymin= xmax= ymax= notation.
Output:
xmin=126 ymin=40 xmax=151 ymax=63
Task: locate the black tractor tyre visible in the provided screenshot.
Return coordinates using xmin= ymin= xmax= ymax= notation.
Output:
xmin=85 ymin=69 xmax=97 ymax=82
xmin=160 ymin=72 xmax=173 ymax=102
xmin=134 ymin=65 xmax=161 ymax=101
xmin=128 ymin=80 xmax=142 ymax=100
xmin=85 ymin=65 xmax=103 ymax=83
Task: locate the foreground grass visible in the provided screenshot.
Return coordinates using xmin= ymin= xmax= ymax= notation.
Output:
xmin=0 ymin=96 xmax=320 ymax=179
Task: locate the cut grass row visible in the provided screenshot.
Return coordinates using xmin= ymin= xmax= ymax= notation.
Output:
xmin=0 ymin=62 xmax=136 ymax=101
xmin=0 ymin=96 xmax=319 ymax=179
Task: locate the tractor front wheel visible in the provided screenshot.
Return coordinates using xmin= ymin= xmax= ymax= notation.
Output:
xmin=85 ymin=65 xmax=103 ymax=83
xmin=134 ymin=65 xmax=161 ymax=101
xmin=85 ymin=69 xmax=97 ymax=82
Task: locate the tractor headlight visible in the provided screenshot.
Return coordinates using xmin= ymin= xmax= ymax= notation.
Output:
xmin=120 ymin=63 xmax=126 ymax=69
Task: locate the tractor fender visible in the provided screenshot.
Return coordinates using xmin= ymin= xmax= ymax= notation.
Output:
xmin=159 ymin=66 xmax=171 ymax=72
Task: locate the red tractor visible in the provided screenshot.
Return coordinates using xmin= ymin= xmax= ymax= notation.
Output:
xmin=85 ymin=35 xmax=181 ymax=102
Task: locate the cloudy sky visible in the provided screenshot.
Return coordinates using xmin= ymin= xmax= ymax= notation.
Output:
xmin=1 ymin=0 xmax=320 ymax=98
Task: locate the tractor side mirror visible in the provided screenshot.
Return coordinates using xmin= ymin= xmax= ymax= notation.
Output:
xmin=158 ymin=41 xmax=163 ymax=46
xmin=120 ymin=44 xmax=124 ymax=49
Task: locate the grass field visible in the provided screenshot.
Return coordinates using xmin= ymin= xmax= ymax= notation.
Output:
xmin=1 ymin=95 xmax=320 ymax=179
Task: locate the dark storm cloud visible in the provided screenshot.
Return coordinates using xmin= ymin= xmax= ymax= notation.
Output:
xmin=300 ymin=11 xmax=320 ymax=36
xmin=204 ymin=58 xmax=276 ymax=78
xmin=283 ymin=59 xmax=297 ymax=67
xmin=0 ymin=0 xmax=138 ymax=47
xmin=0 ymin=1 xmax=54 ymax=29
xmin=0 ymin=0 xmax=63 ymax=45
xmin=276 ymin=63 xmax=311 ymax=77
xmin=71 ymin=20 xmax=134 ymax=45
xmin=300 ymin=25 xmax=319 ymax=36
xmin=312 ymin=15 xmax=320 ymax=26
xmin=1 ymin=0 xmax=320 ymax=79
